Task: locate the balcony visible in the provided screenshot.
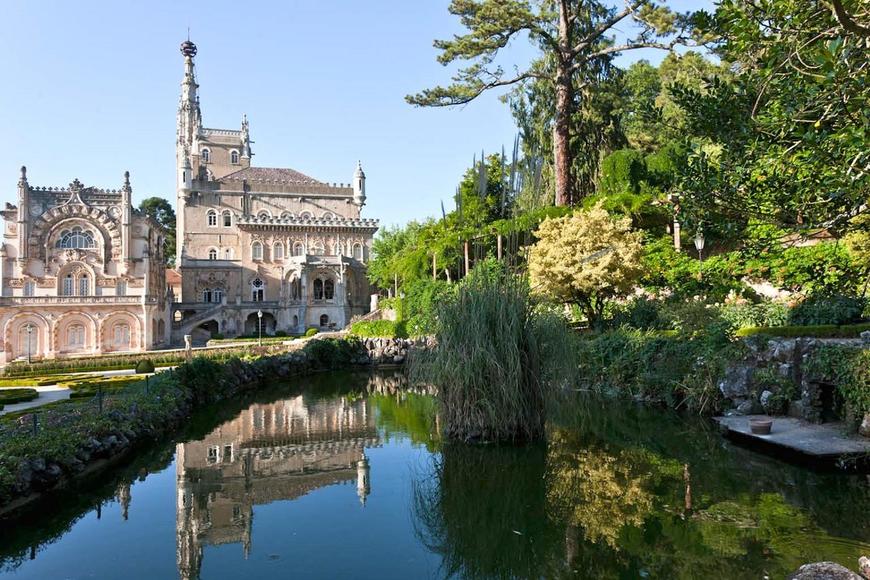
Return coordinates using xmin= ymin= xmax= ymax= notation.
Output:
xmin=0 ymin=295 xmax=147 ymax=306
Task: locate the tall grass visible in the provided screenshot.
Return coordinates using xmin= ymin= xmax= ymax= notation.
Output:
xmin=409 ymin=269 xmax=576 ymax=442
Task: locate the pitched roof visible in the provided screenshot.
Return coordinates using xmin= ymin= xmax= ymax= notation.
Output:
xmin=166 ymin=269 xmax=182 ymax=285
xmin=219 ymin=167 xmax=321 ymax=184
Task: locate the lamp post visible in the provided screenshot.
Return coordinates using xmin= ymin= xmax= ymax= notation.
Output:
xmin=25 ymin=323 xmax=33 ymax=364
xmin=257 ymin=310 xmax=263 ymax=346
xmin=693 ymin=230 xmax=705 ymax=262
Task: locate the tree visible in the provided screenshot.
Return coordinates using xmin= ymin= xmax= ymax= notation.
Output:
xmin=138 ymin=197 xmax=176 ymax=267
xmin=407 ymin=0 xmax=705 ymax=206
xmin=528 ymin=204 xmax=643 ymax=325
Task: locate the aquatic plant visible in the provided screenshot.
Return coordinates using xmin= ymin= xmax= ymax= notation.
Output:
xmin=409 ymin=268 xmax=576 ymax=442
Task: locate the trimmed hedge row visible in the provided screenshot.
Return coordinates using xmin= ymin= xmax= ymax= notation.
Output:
xmin=349 ymin=320 xmax=409 ymax=339
xmin=735 ymin=322 xmax=870 ymax=339
xmin=0 ymin=388 xmax=39 ymax=405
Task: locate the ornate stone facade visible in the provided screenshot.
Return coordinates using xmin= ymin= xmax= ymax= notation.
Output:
xmin=0 ymin=168 xmax=170 ymax=363
xmin=173 ymin=40 xmax=378 ymax=343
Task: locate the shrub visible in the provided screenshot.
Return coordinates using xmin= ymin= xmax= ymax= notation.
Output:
xmin=274 ymin=330 xmax=287 ymax=337
xmin=212 ymin=333 xmax=225 ymax=340
xmin=605 ymin=297 xmax=665 ymax=330
xmin=301 ymin=338 xmax=363 ymax=369
xmin=735 ymin=322 xmax=870 ymax=339
xmin=135 ymin=360 xmax=156 ymax=374
xmin=305 ymin=328 xmax=319 ymax=338
xmin=60 ymin=376 xmax=144 ymax=399
xmin=350 ymin=319 xmax=408 ymax=338
xmin=409 ymin=272 xmax=577 ymax=442
xmin=805 ymin=346 xmax=870 ymax=422
xmin=721 ymin=300 xmax=790 ymax=329
xmin=789 ymin=294 xmax=867 ymax=326
xmin=0 ymin=388 xmax=39 ymax=405
xmin=401 ymin=279 xmax=456 ymax=335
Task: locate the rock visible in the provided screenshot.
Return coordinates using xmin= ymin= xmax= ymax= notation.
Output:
xmin=859 ymin=414 xmax=870 ymax=438
xmin=788 ymin=400 xmax=805 ymax=419
xmin=861 ymin=330 xmax=870 ymax=345
xmin=858 ymin=556 xmax=870 ymax=579
xmin=770 ymin=339 xmax=797 ymax=363
xmin=719 ymin=365 xmax=753 ymax=400
xmin=735 ymin=399 xmax=754 ymax=415
xmin=778 ymin=363 xmax=793 ymax=378
xmin=760 ymin=390 xmax=774 ymax=409
xmin=788 ymin=562 xmax=862 ymax=580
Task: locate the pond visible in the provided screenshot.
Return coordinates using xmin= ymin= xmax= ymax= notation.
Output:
xmin=2 ymin=370 xmax=870 ymax=579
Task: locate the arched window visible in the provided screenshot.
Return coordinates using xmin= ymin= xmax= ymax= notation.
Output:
xmin=207 ymin=210 xmax=217 ymax=227
xmin=208 ymin=248 xmax=218 ymax=260
xmin=251 ymin=241 xmax=263 ymax=260
xmin=320 ymin=314 xmax=329 ymax=327
xmin=280 ymin=212 xmax=294 ymax=220
xmin=224 ymin=248 xmax=234 ymax=260
xmin=324 ymin=279 xmax=335 ymax=300
xmin=201 ymin=148 xmax=210 ymax=163
xmin=322 ymin=211 xmax=335 ymax=220
xmin=293 ymin=242 xmax=305 ymax=256
xmin=113 ymin=324 xmax=130 ymax=348
xmin=273 ymin=242 xmax=284 ymax=260
xmin=310 ymin=240 xmax=325 ymax=256
xmin=257 ymin=210 xmax=271 ymax=221
xmin=230 ymin=150 xmax=240 ymax=164
xmin=251 ymin=278 xmax=264 ymax=302
xmin=299 ymin=211 xmax=313 ymax=220
xmin=67 ymin=324 xmax=85 ymax=349
xmin=352 ymin=243 xmax=363 ymax=261
xmin=313 ymin=279 xmax=324 ymax=300
xmin=62 ymin=274 xmax=74 ymax=296
xmin=57 ymin=227 xmax=95 ymax=249
xmin=202 ymin=288 xmax=212 ymax=303
xmin=223 ymin=211 xmax=232 ymax=227
xmin=78 ymin=275 xmax=89 ymax=296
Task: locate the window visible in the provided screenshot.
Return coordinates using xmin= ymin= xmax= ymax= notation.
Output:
xmin=230 ymin=150 xmax=240 ymax=164
xmin=299 ymin=211 xmax=313 ymax=220
xmin=213 ymin=288 xmax=223 ymax=303
xmin=310 ymin=241 xmax=325 ymax=256
xmin=353 ymin=243 xmax=363 ymax=261
xmin=67 ymin=324 xmax=85 ymax=349
xmin=251 ymin=278 xmax=264 ymax=302
xmin=57 ymin=227 xmax=95 ymax=249
xmin=320 ymin=314 xmax=329 ymax=327
xmin=257 ymin=210 xmax=271 ymax=221
xmin=207 ymin=446 xmax=219 ymax=464
xmin=23 ymin=280 xmax=34 ymax=297
xmin=313 ymin=279 xmax=323 ymax=300
xmin=116 ymin=281 xmax=126 ymax=296
xmin=201 ymin=148 xmax=210 ymax=163
xmin=280 ymin=212 xmax=294 ymax=220
xmin=223 ymin=444 xmax=233 ymax=463
xmin=322 ymin=211 xmax=335 ymax=220
xmin=78 ymin=275 xmax=89 ymax=296
xmin=62 ymin=275 xmax=74 ymax=296
xmin=113 ymin=324 xmax=130 ymax=348
xmin=208 ymin=248 xmax=217 ymax=260
xmin=293 ymin=242 xmax=305 ymax=256
xmin=223 ymin=211 xmax=232 ymax=227
xmin=202 ymin=288 xmax=212 ymax=303
xmin=207 ymin=210 xmax=217 ymax=227
xmin=273 ymin=242 xmax=284 ymax=260
xmin=324 ymin=279 xmax=335 ymax=300
xmin=251 ymin=241 xmax=263 ymax=260
xmin=224 ymin=248 xmax=234 ymax=260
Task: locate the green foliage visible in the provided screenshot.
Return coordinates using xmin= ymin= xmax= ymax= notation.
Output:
xmin=138 ymin=197 xmax=176 ymax=267
xmin=598 ymin=149 xmax=647 ymax=196
xmin=721 ymin=301 xmax=790 ymax=329
xmin=135 ymin=360 xmax=155 ymax=374
xmin=301 ymin=338 xmax=364 ymax=369
xmin=805 ymin=346 xmax=870 ymax=419
xmin=0 ymin=388 xmax=38 ymax=405
xmin=304 ymin=328 xmax=319 ymax=338
xmin=789 ymin=295 xmax=867 ymax=326
xmin=60 ymin=376 xmax=144 ymax=399
xmin=349 ymin=320 xmax=408 ymax=339
xmin=410 ymin=271 xmax=577 ymax=442
xmin=401 ymin=279 xmax=457 ymax=336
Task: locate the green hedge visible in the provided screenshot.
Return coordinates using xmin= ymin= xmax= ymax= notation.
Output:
xmin=59 ymin=376 xmax=145 ymax=399
xmin=349 ymin=320 xmax=408 ymax=338
xmin=735 ymin=322 xmax=870 ymax=338
xmin=0 ymin=388 xmax=39 ymax=405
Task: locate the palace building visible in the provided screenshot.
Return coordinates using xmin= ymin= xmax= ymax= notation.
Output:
xmin=172 ymin=39 xmax=378 ymax=343
xmin=0 ymin=168 xmax=170 ymax=363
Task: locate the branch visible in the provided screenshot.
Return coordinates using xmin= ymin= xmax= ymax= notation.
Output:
xmin=570 ymin=38 xmax=687 ymax=71
xmin=406 ymin=71 xmax=544 ymax=107
xmin=828 ymin=0 xmax=870 ymax=37
xmin=569 ymin=1 xmax=644 ymax=56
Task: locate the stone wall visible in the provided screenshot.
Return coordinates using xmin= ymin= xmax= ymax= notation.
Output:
xmin=719 ymin=337 xmax=868 ymax=423
xmin=354 ymin=337 xmax=433 ymax=366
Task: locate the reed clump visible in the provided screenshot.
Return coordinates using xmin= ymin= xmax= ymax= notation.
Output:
xmin=409 ymin=269 xmax=576 ymax=442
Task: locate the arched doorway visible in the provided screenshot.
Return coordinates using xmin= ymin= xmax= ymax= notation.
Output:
xmin=245 ymin=312 xmax=277 ymax=336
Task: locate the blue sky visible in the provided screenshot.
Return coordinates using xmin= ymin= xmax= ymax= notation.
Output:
xmin=0 ymin=0 xmax=712 ymax=228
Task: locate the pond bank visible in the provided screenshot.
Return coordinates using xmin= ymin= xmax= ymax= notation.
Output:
xmin=0 ymin=337 xmax=421 ymax=518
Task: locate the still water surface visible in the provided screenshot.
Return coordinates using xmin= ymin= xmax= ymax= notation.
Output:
xmin=2 ymin=370 xmax=870 ymax=579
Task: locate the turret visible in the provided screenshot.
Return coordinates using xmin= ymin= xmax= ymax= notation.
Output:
xmin=353 ymin=161 xmax=366 ymax=207
xmin=176 ymin=38 xmax=200 ymax=269
xmin=356 ymin=453 xmax=370 ymax=506
xmin=121 ymin=171 xmax=132 ymax=264
xmin=17 ymin=166 xmax=29 ymax=264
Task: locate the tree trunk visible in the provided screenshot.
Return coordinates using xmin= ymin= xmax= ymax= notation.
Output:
xmin=553 ymin=1 xmax=574 ymax=206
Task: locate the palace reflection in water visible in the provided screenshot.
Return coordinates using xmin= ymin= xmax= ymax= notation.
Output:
xmin=175 ymin=390 xmax=381 ymax=580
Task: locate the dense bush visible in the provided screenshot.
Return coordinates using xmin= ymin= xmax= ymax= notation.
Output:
xmin=59 ymin=376 xmax=144 ymax=399
xmin=400 ymin=278 xmax=456 ymax=335
xmin=135 ymin=360 xmax=156 ymax=374
xmin=788 ymin=294 xmax=867 ymax=326
xmin=598 ymin=149 xmax=647 ymax=196
xmin=0 ymin=388 xmax=39 ymax=405
xmin=805 ymin=346 xmax=870 ymax=422
xmin=349 ymin=319 xmax=408 ymax=338
xmin=301 ymin=338 xmax=364 ymax=369
xmin=735 ymin=322 xmax=870 ymax=339
xmin=304 ymin=328 xmax=319 ymax=338
xmin=274 ymin=330 xmax=287 ymax=337
xmin=721 ymin=301 xmax=790 ymax=329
